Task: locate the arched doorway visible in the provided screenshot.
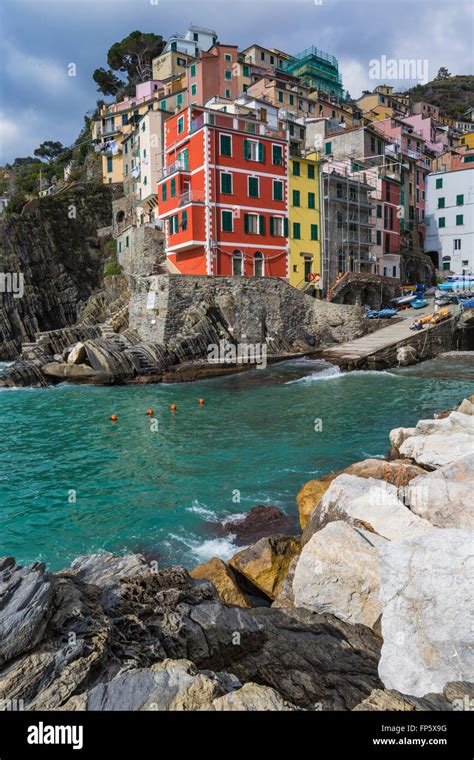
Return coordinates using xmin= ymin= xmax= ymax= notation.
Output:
xmin=253 ymin=251 xmax=264 ymax=276
xmin=232 ymin=250 xmax=243 ymax=276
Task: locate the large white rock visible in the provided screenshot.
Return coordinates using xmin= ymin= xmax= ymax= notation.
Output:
xmin=293 ymin=521 xmax=386 ymax=629
xmin=67 ymin=342 xmax=87 ymax=365
xmin=389 ymin=427 xmax=417 ymax=451
xmin=400 ymin=433 xmax=473 ymax=469
xmin=378 ymin=529 xmax=474 ymax=697
xmin=414 ymin=411 xmax=474 ymax=437
xmin=306 ymin=474 xmax=433 ymax=541
xmin=457 ymin=398 xmax=474 ymax=416
xmin=407 ymin=454 xmax=474 ymax=530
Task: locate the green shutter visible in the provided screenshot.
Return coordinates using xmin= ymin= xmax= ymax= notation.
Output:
xmin=325 ymin=142 xmax=331 ymax=155
xmin=436 ymin=178 xmax=443 ymax=189
xmin=170 ymin=178 xmax=176 ymax=197
xmin=259 ymin=215 xmax=265 ymax=235
xmin=244 ymin=214 xmax=249 ymax=233
xmin=307 ymin=164 xmax=315 ymax=179
xmin=162 ymin=183 xmax=167 ymax=201
xmin=284 ymin=218 xmax=289 ymax=237
xmin=181 ymin=210 xmax=188 ymax=230
xmin=243 ymin=139 xmax=250 ymax=160
xmin=258 ymin=142 xmax=265 ymax=162
xmin=249 ymin=177 xmax=259 ymax=197
xmin=439 ymin=217 xmax=445 ymax=228
xmin=221 ymin=172 xmax=232 ymax=193
xmin=269 ymin=217 xmax=274 ymax=236
xmin=456 ymin=214 xmax=463 ymax=225
xmin=456 ymin=194 xmax=464 ymax=206
xmin=222 ymin=211 xmax=233 ymax=232
xmin=311 ymin=224 xmax=318 ymax=241
xmin=292 ymin=190 xmax=300 ymax=207
xmin=273 ymin=181 xmax=283 ymax=201
xmin=308 ymin=192 xmax=315 ymax=209
xmin=438 ymin=197 xmax=445 ymax=209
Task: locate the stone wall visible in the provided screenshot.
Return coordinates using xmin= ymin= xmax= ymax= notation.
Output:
xmin=119 ymin=226 xmax=166 ymax=279
xmin=328 ymin=272 xmax=402 ymax=309
xmin=129 ymin=274 xmax=370 ymax=351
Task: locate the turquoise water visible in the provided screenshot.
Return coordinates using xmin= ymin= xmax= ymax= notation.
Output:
xmin=1 ymin=358 xmax=473 ymax=571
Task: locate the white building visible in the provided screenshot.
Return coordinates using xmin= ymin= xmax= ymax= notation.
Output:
xmin=425 ymin=168 xmax=474 ymax=275
xmin=163 ymin=25 xmax=218 ymax=57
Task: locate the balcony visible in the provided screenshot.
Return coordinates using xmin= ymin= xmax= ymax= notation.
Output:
xmin=178 ymin=190 xmax=205 ymax=206
xmin=162 ymin=159 xmax=190 ymax=177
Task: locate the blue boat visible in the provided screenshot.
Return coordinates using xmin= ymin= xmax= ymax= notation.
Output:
xmin=412 ymin=298 xmax=428 ymax=309
xmin=367 ymin=308 xmax=397 ymax=319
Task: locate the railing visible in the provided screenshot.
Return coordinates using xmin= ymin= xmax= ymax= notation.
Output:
xmin=162 ymin=160 xmax=189 ymax=177
xmin=178 ymin=190 xmax=205 ymax=206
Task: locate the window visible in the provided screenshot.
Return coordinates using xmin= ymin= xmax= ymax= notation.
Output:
xmin=107 ymin=157 xmax=113 ymax=173
xmin=126 ymin=236 xmax=129 ymax=248
xmin=278 ymin=91 xmax=284 ymax=103
xmin=244 ymin=139 xmax=264 ymax=162
xmin=370 ymin=135 xmax=376 ymax=152
xmin=244 ymin=213 xmax=259 ymax=234
xmin=232 ymin=251 xmax=243 ymax=276
xmin=270 ymin=216 xmax=284 ymax=236
xmin=224 ymin=69 xmax=232 ymax=81
xmin=190 ymin=64 xmax=196 ymax=77
xmin=168 ymin=215 xmax=178 ymax=235
xmin=307 ymin=164 xmax=315 ymax=179
xmin=220 ymin=134 xmax=232 ymax=156
xmin=438 ymin=217 xmax=446 ymax=228
xmin=118 ymin=242 xmax=122 ymax=253
xmin=191 ymin=84 xmax=197 ymax=97
xmin=325 ymin=142 xmax=332 ymax=155
xmin=170 ymin=178 xmax=176 ymax=197
xmin=272 ymin=144 xmax=283 ymax=165
xmin=456 ymin=214 xmax=464 ymax=225
xmin=193 ymin=32 xmax=199 ymax=41
xmin=162 ymin=183 xmax=167 ymax=201
xmin=292 ymin=189 xmax=300 ymax=207
xmin=181 ymin=210 xmax=188 ymax=231
xmin=377 ymin=204 xmax=382 ymax=218
xmin=456 ymin=194 xmax=464 ymax=206
xmin=273 ymin=180 xmax=283 ymax=201
xmin=254 ymin=251 xmax=264 ymax=277
xmin=225 ymin=53 xmax=232 ymax=61
xmin=270 ymin=55 xmax=275 ymax=65
xmin=454 ymin=239 xmax=462 ymax=250
xmin=243 ymin=65 xmax=250 ymax=77
xmin=308 ymin=192 xmax=315 ymax=209
xmin=143 ymin=176 xmax=147 ymax=185
xmin=121 ymin=114 xmax=128 ymax=126
xmin=178 ymin=116 xmax=184 ymax=134
xmin=220 ymin=172 xmax=232 ymax=194
xmin=221 ymin=210 xmax=233 ymax=232
xmin=293 ymin=161 xmax=300 ymax=176
xmin=177 ymin=93 xmax=183 ymax=107
xmin=438 ymin=197 xmax=445 ymax=209
xmin=260 ymin=50 xmax=265 ymax=61
xmin=248 ymin=176 xmax=260 ymax=198
xmin=161 ymin=100 xmax=167 ymax=110
xmin=435 ymin=177 xmax=443 ymax=189
xmin=310 ymin=224 xmax=318 ymax=241
xmin=177 ymin=57 xmax=186 ymax=66
xmin=292 ymin=222 xmax=301 ymax=239
xmin=376 ymin=230 xmax=382 ymax=245
xmin=289 ymin=94 xmax=294 ymax=106
xmin=225 ymin=89 xmax=231 ymax=98
xmin=142 ymin=122 xmax=146 ymax=132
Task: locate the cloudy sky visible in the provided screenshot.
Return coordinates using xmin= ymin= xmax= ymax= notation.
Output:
xmin=0 ymin=0 xmax=472 ymax=164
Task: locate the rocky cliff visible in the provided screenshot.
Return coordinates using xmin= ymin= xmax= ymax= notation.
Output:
xmin=0 ymin=397 xmax=472 ymax=711
xmin=0 ymin=185 xmax=114 ymax=359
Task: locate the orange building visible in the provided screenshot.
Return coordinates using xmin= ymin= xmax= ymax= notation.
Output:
xmin=157 ymin=105 xmax=289 ymax=277
xmin=187 ymin=44 xmax=240 ymax=106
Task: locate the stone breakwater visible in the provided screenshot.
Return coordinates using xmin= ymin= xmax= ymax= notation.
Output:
xmin=0 ymin=396 xmax=473 ymax=711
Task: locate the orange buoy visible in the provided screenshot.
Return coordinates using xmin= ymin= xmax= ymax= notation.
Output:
xmin=146 ymin=408 xmax=154 ymax=416
xmin=198 ymin=398 xmax=205 ymax=405
xmin=170 ymin=403 xmax=177 ymax=411
xmin=110 ymin=414 xmax=118 ymax=421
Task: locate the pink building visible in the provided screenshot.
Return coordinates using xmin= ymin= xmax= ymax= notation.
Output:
xmin=135 ymin=80 xmax=165 ymax=100
xmin=402 ymin=114 xmax=445 ymax=154
xmin=187 ymin=44 xmax=239 ymax=106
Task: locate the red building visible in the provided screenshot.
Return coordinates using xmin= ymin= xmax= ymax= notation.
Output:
xmin=381 ymin=175 xmax=401 ymax=255
xmin=157 ymin=105 xmax=289 ymax=277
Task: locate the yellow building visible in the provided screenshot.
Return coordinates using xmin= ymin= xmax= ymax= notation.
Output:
xmin=457 ymin=130 xmax=474 ymax=149
xmin=288 ymin=154 xmax=322 ymax=290
xmin=152 ymin=49 xmax=191 ymax=82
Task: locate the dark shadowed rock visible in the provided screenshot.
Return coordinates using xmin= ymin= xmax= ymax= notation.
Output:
xmin=0 ymin=558 xmax=54 ymax=667
xmin=222 ymin=506 xmax=298 ymax=545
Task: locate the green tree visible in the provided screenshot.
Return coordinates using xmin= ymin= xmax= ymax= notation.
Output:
xmin=92 ymin=67 xmax=123 ymax=96
xmin=34 ymin=141 xmax=65 ymax=161
xmin=436 ymin=67 xmax=451 ymax=79
xmin=106 ymin=31 xmax=165 ymax=84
